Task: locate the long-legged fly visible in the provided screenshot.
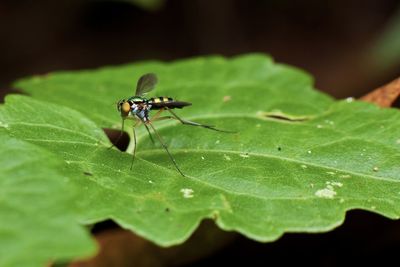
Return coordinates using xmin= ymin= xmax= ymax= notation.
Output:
xmin=112 ymin=73 xmax=232 ymax=177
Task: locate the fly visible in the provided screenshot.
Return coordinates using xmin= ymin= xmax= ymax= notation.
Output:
xmin=112 ymin=73 xmax=232 ymax=177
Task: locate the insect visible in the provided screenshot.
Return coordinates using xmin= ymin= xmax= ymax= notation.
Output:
xmin=112 ymin=73 xmax=232 ymax=177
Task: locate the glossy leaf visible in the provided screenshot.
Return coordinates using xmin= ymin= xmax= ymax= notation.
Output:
xmin=1 ymin=54 xmax=400 ymax=256
xmin=0 ymin=134 xmax=95 ymax=267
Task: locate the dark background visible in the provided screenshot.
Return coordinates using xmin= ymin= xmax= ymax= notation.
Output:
xmin=2 ymin=0 xmax=400 ymax=97
xmin=2 ymin=1 xmax=400 ymax=266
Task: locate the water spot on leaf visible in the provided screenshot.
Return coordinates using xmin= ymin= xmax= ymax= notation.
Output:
xmin=239 ymin=153 xmax=250 ymax=158
xmin=180 ymin=188 xmax=194 ymax=198
xmin=301 ymin=164 xmax=308 ymax=169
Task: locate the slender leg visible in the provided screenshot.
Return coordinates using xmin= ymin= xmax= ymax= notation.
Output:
xmin=130 ymin=121 xmax=140 ymax=170
xmin=109 ymin=118 xmax=125 ymax=149
xmin=165 ymin=108 xmax=236 ymax=133
xmin=143 ymin=123 xmax=155 ymax=144
xmin=147 ymin=121 xmax=186 ymax=177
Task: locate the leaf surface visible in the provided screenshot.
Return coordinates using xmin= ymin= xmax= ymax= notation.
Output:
xmin=0 ymin=134 xmax=95 ymax=267
xmin=2 ymin=54 xmax=400 ymax=251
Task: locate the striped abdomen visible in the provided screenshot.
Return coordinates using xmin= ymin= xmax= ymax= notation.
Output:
xmin=148 ymin=97 xmax=192 ymax=110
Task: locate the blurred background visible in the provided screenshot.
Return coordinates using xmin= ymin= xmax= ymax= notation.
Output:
xmin=1 ymin=0 xmax=400 ymax=98
xmin=2 ymin=0 xmax=400 ymax=266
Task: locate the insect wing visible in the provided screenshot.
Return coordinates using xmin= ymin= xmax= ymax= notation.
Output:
xmin=135 ymin=73 xmax=158 ymax=96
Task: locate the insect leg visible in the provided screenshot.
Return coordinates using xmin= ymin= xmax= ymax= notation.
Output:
xmin=109 ymin=118 xmax=125 ymax=149
xmin=165 ymin=108 xmax=235 ymax=133
xmin=130 ymin=120 xmax=140 ymax=170
xmin=150 ymin=108 xmax=165 ymax=121
xmin=143 ymin=123 xmax=155 ymax=144
xmin=147 ymin=121 xmax=186 ymax=177
xmin=141 ymin=108 xmax=164 ymax=144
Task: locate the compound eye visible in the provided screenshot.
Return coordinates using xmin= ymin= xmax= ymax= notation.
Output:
xmin=122 ymin=102 xmax=131 ymax=113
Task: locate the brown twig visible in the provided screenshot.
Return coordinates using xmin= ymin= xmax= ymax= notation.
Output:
xmin=360 ymin=77 xmax=400 ymax=107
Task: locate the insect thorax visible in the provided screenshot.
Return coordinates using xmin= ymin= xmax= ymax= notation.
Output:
xmin=128 ymin=96 xmax=147 ymax=103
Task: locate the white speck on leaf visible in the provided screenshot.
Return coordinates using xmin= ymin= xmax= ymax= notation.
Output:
xmin=315 ymin=188 xmax=336 ymax=199
xmin=315 ymin=181 xmax=342 ymax=199
xmin=324 ymin=120 xmax=334 ymax=125
xmin=371 ymin=206 xmax=376 ymax=210
xmin=201 ymin=156 xmax=205 ymax=160
xmin=307 ymin=150 xmax=312 ymax=154
xmin=223 ymin=154 xmax=231 ymax=161
xmin=331 ymin=182 xmax=343 ymax=187
xmin=301 ymin=164 xmax=308 ymax=169
xmin=148 ymin=180 xmax=153 ymax=184
xmin=317 ymin=124 xmax=323 ymax=128
xmin=339 ymin=198 xmax=345 ymax=203
xmin=215 ymin=140 xmax=220 ymax=144
xmin=346 ymin=97 xmax=354 ymax=103
xmin=326 ymin=171 xmax=335 ymax=175
xmin=65 ymin=160 xmax=71 ymax=164
xmin=373 ymin=166 xmax=379 ymax=172
xmin=0 ymin=121 xmax=9 ymax=128
xmin=180 ymin=188 xmax=194 ymax=198
xmin=239 ymin=153 xmax=250 ymax=158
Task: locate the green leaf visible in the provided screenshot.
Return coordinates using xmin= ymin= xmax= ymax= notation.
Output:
xmin=15 ymin=54 xmax=333 ymax=127
xmin=2 ymin=54 xmax=400 ymax=253
xmin=0 ymin=133 xmax=96 ymax=267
